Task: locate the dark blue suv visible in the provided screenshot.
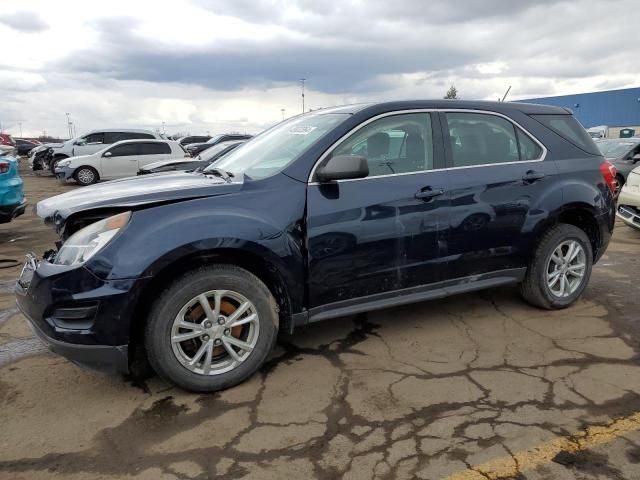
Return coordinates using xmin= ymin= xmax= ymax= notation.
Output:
xmin=16 ymin=101 xmax=617 ymax=391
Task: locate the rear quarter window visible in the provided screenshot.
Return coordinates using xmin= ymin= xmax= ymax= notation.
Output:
xmin=531 ymin=114 xmax=601 ymax=156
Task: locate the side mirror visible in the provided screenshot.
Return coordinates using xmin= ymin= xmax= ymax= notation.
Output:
xmin=633 ymin=154 xmax=640 ymax=162
xmin=316 ymin=155 xmax=369 ymax=182
xmin=75 ymin=139 xmax=87 ymax=146
xmin=103 ymin=151 xmax=112 ymax=157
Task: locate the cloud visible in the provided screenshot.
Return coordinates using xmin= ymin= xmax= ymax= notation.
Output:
xmin=0 ymin=10 xmax=48 ymax=32
xmin=1 ymin=0 xmax=640 ymax=138
xmin=48 ymin=0 xmax=638 ymax=97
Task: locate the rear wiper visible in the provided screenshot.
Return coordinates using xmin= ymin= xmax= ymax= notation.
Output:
xmin=202 ymin=167 xmax=234 ymax=183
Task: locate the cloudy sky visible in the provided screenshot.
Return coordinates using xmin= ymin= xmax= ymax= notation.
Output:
xmin=1 ymin=0 xmax=638 ymax=138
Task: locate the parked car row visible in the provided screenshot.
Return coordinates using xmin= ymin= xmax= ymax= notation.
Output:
xmin=25 ymin=128 xmax=252 ymax=186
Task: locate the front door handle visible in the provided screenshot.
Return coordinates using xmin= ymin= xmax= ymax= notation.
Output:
xmin=522 ymin=170 xmax=545 ymax=183
xmin=415 ymin=187 xmax=445 ymax=201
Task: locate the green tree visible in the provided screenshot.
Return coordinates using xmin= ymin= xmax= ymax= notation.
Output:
xmin=444 ymin=85 xmax=458 ymax=99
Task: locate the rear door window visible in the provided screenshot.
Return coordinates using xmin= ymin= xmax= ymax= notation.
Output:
xmin=445 ymin=113 xmax=520 ymax=167
xmin=139 ymin=142 xmax=171 ymax=155
xmin=108 ymin=143 xmax=139 ymax=157
xmin=531 ymin=114 xmax=601 ymax=155
xmin=105 ymin=132 xmax=155 ymax=142
xmin=84 ymin=133 xmax=105 ymax=144
xmin=445 ymin=112 xmax=544 ymax=167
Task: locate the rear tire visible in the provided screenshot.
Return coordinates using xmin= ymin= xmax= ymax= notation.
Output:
xmin=74 ymin=166 xmax=99 ymax=186
xmin=520 ymin=224 xmax=593 ymax=310
xmin=145 ymin=265 xmax=279 ymax=392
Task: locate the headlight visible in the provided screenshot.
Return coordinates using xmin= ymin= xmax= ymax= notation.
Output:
xmin=54 ymin=212 xmax=131 ymax=266
xmin=57 ymin=160 xmax=71 ymax=168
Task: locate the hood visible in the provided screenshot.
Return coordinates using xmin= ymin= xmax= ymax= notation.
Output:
xmin=49 ymin=140 xmax=72 ymax=150
xmin=36 ymin=171 xmax=244 ymax=227
xmin=63 ymin=154 xmax=91 ymax=164
xmin=142 ymin=158 xmax=203 ymax=171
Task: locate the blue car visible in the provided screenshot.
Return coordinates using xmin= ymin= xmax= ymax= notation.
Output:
xmin=0 ymin=155 xmax=26 ymax=223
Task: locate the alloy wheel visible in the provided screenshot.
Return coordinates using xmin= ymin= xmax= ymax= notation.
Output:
xmin=77 ymin=169 xmax=95 ymax=185
xmin=170 ymin=290 xmax=260 ymax=376
xmin=546 ymin=240 xmax=586 ymax=298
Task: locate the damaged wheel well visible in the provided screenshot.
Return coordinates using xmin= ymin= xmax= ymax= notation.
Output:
xmin=128 ymin=248 xmax=293 ymax=354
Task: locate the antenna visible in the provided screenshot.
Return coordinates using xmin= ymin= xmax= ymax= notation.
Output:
xmin=501 ymin=85 xmax=512 ymax=102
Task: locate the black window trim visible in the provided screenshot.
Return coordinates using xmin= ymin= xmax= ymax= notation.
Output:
xmin=308 ymin=109 xmax=548 ymax=184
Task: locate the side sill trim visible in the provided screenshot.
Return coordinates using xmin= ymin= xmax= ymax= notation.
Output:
xmin=306 ymin=268 xmax=526 ymax=324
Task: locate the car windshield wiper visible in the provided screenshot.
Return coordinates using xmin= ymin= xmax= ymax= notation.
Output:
xmin=202 ymin=167 xmax=234 ymax=183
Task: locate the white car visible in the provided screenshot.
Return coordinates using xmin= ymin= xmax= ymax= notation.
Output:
xmin=54 ymin=139 xmax=187 ymax=185
xmin=617 ymin=165 xmax=640 ymax=230
xmin=29 ymin=128 xmax=163 ymax=171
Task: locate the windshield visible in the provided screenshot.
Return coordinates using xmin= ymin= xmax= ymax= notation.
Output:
xmin=207 ymin=113 xmax=349 ymax=179
xmin=596 ymin=140 xmax=637 ymax=158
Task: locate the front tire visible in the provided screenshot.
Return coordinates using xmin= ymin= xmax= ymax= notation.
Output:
xmin=145 ymin=265 xmax=279 ymax=392
xmin=49 ymin=156 xmax=66 ymax=174
xmin=74 ymin=166 xmax=99 ymax=186
xmin=520 ymin=224 xmax=593 ymax=310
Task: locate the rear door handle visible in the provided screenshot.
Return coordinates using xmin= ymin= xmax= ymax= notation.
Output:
xmin=522 ymin=170 xmax=545 ymax=183
xmin=415 ymin=187 xmax=445 ymax=201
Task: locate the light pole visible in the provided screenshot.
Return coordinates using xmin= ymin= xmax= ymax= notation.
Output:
xmin=300 ymin=78 xmax=306 ymax=113
xmin=281 ymin=108 xmax=285 ymax=121
xmin=162 ymin=121 xmax=165 ymax=134
xmin=65 ymin=113 xmax=72 ymax=139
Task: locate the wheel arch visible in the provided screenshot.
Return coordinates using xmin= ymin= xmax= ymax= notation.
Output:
xmin=129 ymin=247 xmax=294 ymax=354
xmin=535 ymin=203 xmax=601 ymax=260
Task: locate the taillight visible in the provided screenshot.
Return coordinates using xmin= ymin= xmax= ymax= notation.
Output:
xmin=600 ymin=160 xmax=617 ymax=193
xmin=0 ymin=161 xmax=9 ymax=174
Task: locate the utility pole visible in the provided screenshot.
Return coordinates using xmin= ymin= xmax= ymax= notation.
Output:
xmin=281 ymin=108 xmax=286 ymax=121
xmin=18 ymin=122 xmax=23 ymax=137
xmin=300 ymin=78 xmax=306 ymax=113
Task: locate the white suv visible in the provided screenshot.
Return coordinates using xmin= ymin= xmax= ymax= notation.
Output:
xmin=54 ymin=139 xmax=186 ymax=185
xmin=29 ymin=129 xmax=163 ymax=171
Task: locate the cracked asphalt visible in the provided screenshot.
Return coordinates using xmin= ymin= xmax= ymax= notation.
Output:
xmin=1 ymin=166 xmax=640 ymax=479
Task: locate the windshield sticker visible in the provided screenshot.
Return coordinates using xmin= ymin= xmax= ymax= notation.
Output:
xmin=287 ymin=126 xmax=317 ymax=135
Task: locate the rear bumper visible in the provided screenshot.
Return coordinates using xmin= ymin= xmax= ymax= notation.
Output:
xmin=0 ymin=200 xmax=26 ymax=223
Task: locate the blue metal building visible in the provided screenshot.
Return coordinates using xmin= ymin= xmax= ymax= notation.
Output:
xmin=518 ymin=87 xmax=640 ymax=128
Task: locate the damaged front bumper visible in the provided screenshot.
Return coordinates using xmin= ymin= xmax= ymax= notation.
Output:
xmin=14 ymin=253 xmax=148 ymax=374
